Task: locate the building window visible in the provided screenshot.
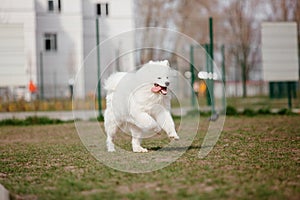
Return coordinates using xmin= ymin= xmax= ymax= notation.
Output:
xmin=105 ymin=3 xmax=109 ymax=16
xmin=58 ymin=0 xmax=61 ymax=12
xmin=48 ymin=0 xmax=61 ymax=12
xmin=48 ymin=0 xmax=54 ymax=12
xmin=96 ymin=3 xmax=109 ymax=16
xmin=44 ymin=33 xmax=57 ymax=51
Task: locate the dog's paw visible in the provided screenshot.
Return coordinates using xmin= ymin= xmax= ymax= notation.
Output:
xmin=107 ymin=146 xmax=116 ymax=152
xmin=169 ymin=133 xmax=180 ymax=140
xmin=133 ymin=146 xmax=148 ymax=153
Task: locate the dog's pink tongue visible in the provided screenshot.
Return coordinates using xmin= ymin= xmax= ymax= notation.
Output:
xmin=151 ymin=85 xmax=162 ymax=93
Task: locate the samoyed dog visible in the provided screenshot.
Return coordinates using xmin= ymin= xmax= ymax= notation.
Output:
xmin=104 ymin=60 xmax=179 ymax=152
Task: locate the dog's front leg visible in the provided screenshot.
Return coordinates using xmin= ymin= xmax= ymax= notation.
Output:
xmin=155 ymin=110 xmax=179 ymax=140
xmin=130 ymin=111 xmax=161 ymax=133
xmin=130 ymin=126 xmax=148 ymax=153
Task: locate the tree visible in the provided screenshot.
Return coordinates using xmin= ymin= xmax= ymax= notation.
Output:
xmin=267 ymin=0 xmax=299 ymax=22
xmin=222 ymin=0 xmax=262 ymax=97
xmin=134 ymin=0 xmax=176 ymax=64
xmin=134 ymin=0 xmax=219 ymax=65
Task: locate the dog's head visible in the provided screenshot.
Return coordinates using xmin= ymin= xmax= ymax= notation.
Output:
xmin=136 ymin=60 xmax=172 ymax=95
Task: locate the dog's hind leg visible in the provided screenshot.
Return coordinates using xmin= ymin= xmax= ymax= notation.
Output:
xmin=106 ymin=132 xmax=116 ymax=152
xmin=130 ymin=126 xmax=148 ymax=153
xmin=104 ymin=112 xmax=118 ymax=152
xmin=105 ymin=127 xmax=117 ymax=152
xmin=106 ymin=131 xmax=116 ymax=152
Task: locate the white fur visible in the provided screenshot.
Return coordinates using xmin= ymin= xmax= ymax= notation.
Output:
xmin=104 ymin=60 xmax=179 ymax=152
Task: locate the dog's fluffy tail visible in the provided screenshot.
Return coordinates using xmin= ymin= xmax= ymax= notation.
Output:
xmin=104 ymin=72 xmax=127 ymax=93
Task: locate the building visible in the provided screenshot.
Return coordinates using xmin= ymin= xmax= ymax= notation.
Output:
xmin=0 ymin=0 xmax=135 ymax=100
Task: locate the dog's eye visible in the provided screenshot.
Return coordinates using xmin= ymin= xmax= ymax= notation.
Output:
xmin=158 ymin=77 xmax=161 ymax=79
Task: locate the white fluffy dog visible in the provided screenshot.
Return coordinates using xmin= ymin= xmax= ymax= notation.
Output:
xmin=104 ymin=60 xmax=179 ymax=152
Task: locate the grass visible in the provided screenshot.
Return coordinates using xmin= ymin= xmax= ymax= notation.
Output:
xmin=226 ymin=96 xmax=300 ymax=110
xmin=0 ymin=116 xmax=299 ymax=199
xmin=0 ymin=116 xmax=68 ymax=126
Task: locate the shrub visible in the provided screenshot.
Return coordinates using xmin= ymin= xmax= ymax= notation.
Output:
xmin=0 ymin=118 xmax=25 ymax=126
xmin=226 ymin=106 xmax=238 ymax=116
xmin=277 ymin=108 xmax=294 ymax=115
xmin=97 ymin=115 xmax=105 ymax=122
xmin=257 ymin=107 xmax=271 ymax=115
xmin=200 ymin=111 xmax=212 ymax=117
xmin=25 ymin=116 xmax=63 ymax=125
xmin=0 ymin=116 xmax=65 ymax=126
xmin=242 ymin=108 xmax=256 ymax=117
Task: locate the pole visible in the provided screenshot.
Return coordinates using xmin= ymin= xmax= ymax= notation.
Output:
xmin=221 ymin=44 xmax=226 ymax=113
xmin=190 ymin=45 xmax=196 ymax=108
xmin=287 ymin=82 xmax=292 ymax=109
xmin=69 ymin=84 xmax=73 ymax=100
xmin=209 ymin=17 xmax=215 ymax=116
xmin=96 ymin=18 xmax=102 ymax=119
xmin=54 ymin=71 xmax=57 ymax=100
xmin=242 ymin=62 xmax=247 ymax=98
xmin=204 ymin=44 xmax=211 ymax=106
xmin=39 ymin=51 xmax=44 ymax=100
xmin=221 ymin=45 xmax=226 ymax=86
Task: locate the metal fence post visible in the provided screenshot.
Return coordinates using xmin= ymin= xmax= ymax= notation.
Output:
xmin=190 ymin=45 xmax=196 ymax=108
xmin=209 ymin=17 xmax=215 ymax=115
xmin=39 ymin=51 xmax=44 ymax=100
xmin=96 ymin=18 xmax=103 ymax=119
xmin=221 ymin=44 xmax=226 ymax=113
xmin=204 ymin=44 xmax=211 ymax=106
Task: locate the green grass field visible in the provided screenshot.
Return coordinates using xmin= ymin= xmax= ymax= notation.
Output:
xmin=0 ymin=116 xmax=299 ymax=199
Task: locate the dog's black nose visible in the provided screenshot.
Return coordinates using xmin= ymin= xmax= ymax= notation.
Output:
xmin=165 ymin=81 xmax=170 ymax=86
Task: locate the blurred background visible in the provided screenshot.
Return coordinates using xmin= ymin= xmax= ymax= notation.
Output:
xmin=0 ymin=0 xmax=299 ymax=114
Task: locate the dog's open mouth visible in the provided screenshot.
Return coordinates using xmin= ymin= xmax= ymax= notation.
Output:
xmin=151 ymin=83 xmax=168 ymax=95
